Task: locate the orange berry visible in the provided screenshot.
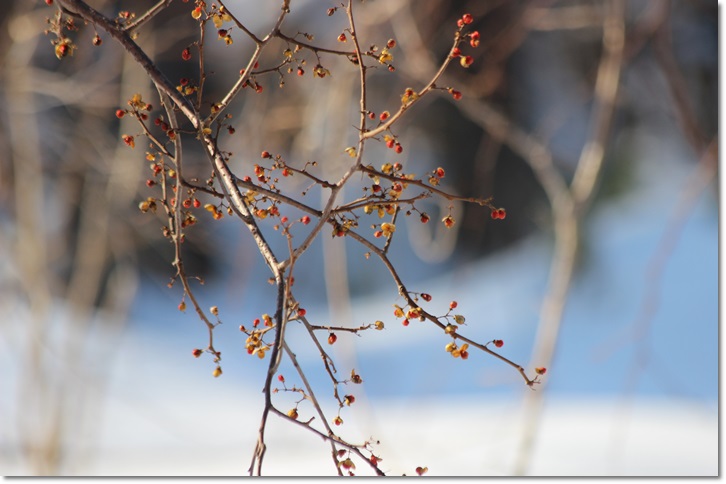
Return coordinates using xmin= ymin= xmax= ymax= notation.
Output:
xmin=535 ymin=367 xmax=547 ymax=375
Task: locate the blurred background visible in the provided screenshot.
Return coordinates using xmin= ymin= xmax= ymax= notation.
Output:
xmin=0 ymin=0 xmax=718 ymax=476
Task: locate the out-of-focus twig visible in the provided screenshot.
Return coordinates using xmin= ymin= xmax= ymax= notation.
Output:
xmin=514 ymin=0 xmax=625 ymax=475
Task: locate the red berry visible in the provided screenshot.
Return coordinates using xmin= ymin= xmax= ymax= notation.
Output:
xmin=462 ymin=13 xmax=474 ymax=24
xmin=182 ymin=198 xmax=192 ymax=208
xmin=379 ymin=111 xmax=390 ymax=121
xmin=386 ymin=138 xmax=395 ymax=149
xmin=421 ymin=293 xmax=432 ymax=302
xmin=451 ymin=47 xmax=462 ymax=58
xmin=450 ymin=89 xmax=462 ymax=101
xmin=301 ymin=215 xmax=311 ymax=225
xmin=450 ymin=301 xmax=458 ymax=309
xmin=394 ymin=143 xmax=403 ymax=154
xmin=192 ymin=348 xmax=203 ymax=358
xmin=420 ymin=213 xmax=430 ymax=224
xmin=115 ymin=109 xmax=125 ymax=118
xmin=457 ymin=18 xmax=464 ymax=28
xmin=297 ymin=308 xmax=306 ymax=317
xmin=460 ymin=55 xmax=474 ymax=68
xmin=494 ymin=339 xmax=504 ymax=348
xmin=402 ymin=319 xmax=409 ymax=326
xmin=297 ymin=67 xmax=304 ymax=76
xmin=181 ymin=48 xmax=192 ymax=61
xmin=435 ymin=167 xmax=446 ymax=178
xmin=328 ymin=333 xmax=337 ymax=345
xmin=261 ymin=151 xmax=271 ymax=158
xmin=193 ymin=199 xmax=201 ymax=208
xmin=491 ymin=210 xmax=499 ymax=220
xmin=278 ymin=374 xmax=285 ymax=382
xmin=535 ymin=367 xmax=547 ymax=375
xmin=497 ymin=209 xmax=506 ymax=219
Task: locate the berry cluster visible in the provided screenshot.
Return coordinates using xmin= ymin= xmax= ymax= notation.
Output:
xmin=50 ymin=0 xmax=550 ymax=474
